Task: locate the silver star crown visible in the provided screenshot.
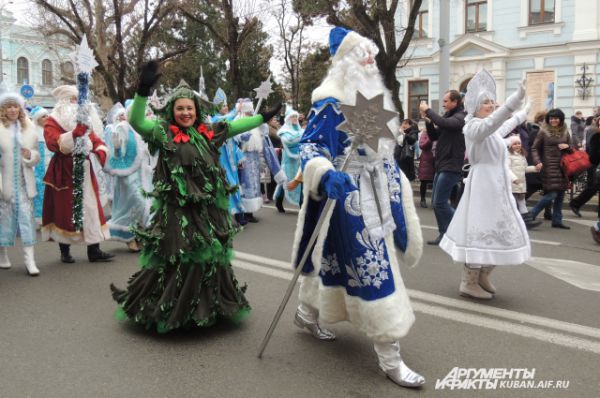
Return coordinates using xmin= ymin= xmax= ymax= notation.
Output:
xmin=337 ymin=91 xmax=398 ymax=150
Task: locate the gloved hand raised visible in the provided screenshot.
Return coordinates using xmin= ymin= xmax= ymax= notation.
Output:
xmin=320 ymin=170 xmax=356 ymax=200
xmin=259 ymin=103 xmax=283 ymax=123
xmin=137 ymin=61 xmax=162 ymax=97
xmin=73 ymin=123 xmax=88 ymax=138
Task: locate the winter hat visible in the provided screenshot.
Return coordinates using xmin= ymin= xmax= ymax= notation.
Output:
xmin=329 ymin=26 xmax=365 ymax=61
xmin=51 ymin=85 xmax=78 ymax=102
xmin=509 ymin=135 xmax=521 ymax=146
xmin=284 ymin=106 xmax=299 ymax=124
xmin=30 ymin=105 xmax=49 ymax=122
xmin=236 ymin=98 xmax=254 ymax=115
xmin=0 ymin=81 xmax=25 ymax=108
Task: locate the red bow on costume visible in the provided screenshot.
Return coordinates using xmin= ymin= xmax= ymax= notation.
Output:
xmin=198 ymin=124 xmax=214 ymax=142
xmin=170 ymin=125 xmax=190 ymax=144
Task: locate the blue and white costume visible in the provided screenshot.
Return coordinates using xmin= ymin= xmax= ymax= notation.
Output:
xmin=214 ymin=110 xmax=246 ymax=216
xmin=235 ymin=99 xmax=286 ymax=213
xmin=105 ymin=119 xmax=151 ymax=242
xmin=29 ymin=106 xmax=51 ymax=224
xmin=0 ymin=88 xmax=41 ymax=275
xmin=274 ymin=108 xmax=303 ymax=206
xmin=292 ymin=97 xmax=422 ymax=342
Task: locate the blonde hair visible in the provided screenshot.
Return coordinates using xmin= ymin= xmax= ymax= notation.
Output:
xmin=0 ymin=101 xmax=28 ymax=128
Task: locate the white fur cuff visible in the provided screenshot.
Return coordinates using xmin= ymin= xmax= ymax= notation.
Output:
xmin=304 ymin=157 xmax=334 ymax=201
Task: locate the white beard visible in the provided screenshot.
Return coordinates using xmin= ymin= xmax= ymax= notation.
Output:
xmin=51 ymin=101 xmax=104 ymax=137
xmin=342 ymin=63 xmax=395 ymax=112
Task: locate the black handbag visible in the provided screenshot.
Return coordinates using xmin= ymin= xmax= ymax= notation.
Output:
xmin=593 ymin=163 xmax=600 ymax=187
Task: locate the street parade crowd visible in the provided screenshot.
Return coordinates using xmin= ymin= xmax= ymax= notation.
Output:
xmin=0 ymin=26 xmax=599 ymax=389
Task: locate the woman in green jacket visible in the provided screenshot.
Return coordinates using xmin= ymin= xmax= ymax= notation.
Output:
xmin=111 ymin=62 xmax=280 ymax=333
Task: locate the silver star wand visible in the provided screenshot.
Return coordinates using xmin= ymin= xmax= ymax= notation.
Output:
xmin=257 ymin=91 xmax=398 ymax=358
xmin=253 ymin=75 xmax=273 ymax=115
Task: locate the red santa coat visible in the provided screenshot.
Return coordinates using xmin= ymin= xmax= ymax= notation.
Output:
xmin=42 ymin=116 xmax=110 ymax=244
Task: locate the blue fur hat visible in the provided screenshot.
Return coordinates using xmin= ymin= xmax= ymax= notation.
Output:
xmin=329 ymin=26 xmax=364 ymax=60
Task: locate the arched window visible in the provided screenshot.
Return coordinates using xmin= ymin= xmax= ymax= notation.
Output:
xmin=61 ymin=61 xmax=74 ymax=80
xmin=42 ymin=59 xmax=53 ymax=86
xmin=17 ymin=57 xmax=29 ymax=84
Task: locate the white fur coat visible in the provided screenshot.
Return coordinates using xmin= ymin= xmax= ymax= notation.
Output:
xmin=0 ymin=120 xmax=40 ymax=200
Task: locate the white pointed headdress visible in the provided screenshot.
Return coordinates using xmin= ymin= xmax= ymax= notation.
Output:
xmin=465 ymin=69 xmax=496 ymax=118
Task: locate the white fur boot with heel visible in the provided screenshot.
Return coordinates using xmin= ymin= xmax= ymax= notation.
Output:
xmin=23 ymin=246 xmax=39 ymax=276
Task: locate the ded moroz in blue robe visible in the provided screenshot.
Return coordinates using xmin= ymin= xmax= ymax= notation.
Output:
xmin=291 ymin=97 xmax=423 ymax=343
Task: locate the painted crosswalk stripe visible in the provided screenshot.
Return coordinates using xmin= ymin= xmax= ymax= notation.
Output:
xmin=233 ymin=251 xmax=600 ymax=355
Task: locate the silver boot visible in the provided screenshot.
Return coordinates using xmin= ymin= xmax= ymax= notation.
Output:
xmin=374 ymin=341 xmax=425 ymax=388
xmin=294 ymin=305 xmax=335 ymax=341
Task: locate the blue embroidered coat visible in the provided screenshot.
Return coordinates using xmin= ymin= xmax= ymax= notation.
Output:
xmin=291 ymin=98 xmax=422 ymax=342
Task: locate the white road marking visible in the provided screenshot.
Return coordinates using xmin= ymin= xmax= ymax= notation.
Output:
xmin=262 ymin=205 xmax=300 ymax=214
xmin=233 ymin=251 xmax=600 ymax=355
xmin=526 ymin=256 xmax=600 ymax=292
xmin=563 ymin=218 xmax=597 ymax=227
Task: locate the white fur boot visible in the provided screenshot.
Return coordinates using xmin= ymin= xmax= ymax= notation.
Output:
xmin=459 ymin=264 xmax=492 ymax=299
xmin=374 ymin=341 xmax=425 ymax=388
xmin=478 ymin=266 xmax=496 ymax=293
xmin=23 ymin=246 xmax=39 ymax=276
xmin=0 ymin=247 xmax=11 ymax=269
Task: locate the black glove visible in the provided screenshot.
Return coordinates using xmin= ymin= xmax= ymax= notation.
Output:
xmin=259 ymin=103 xmax=283 ymax=123
xmin=137 ymin=61 xmax=161 ymax=97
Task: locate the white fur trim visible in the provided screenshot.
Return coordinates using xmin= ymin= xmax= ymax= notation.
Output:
xmin=241 ymin=196 xmax=263 ymax=213
xmin=273 ymin=170 xmax=287 ymax=185
xmin=298 ymin=234 xmax=415 ymax=343
xmin=333 ymin=31 xmax=365 ymax=62
xmin=95 ymin=145 xmax=108 ymax=154
xmin=58 ymin=131 xmax=74 ymax=154
xmin=311 ymin=76 xmax=347 ymax=104
xmin=397 ymin=170 xmax=423 ymax=268
xmin=0 ymin=121 xmax=40 ymax=200
xmin=304 ymin=156 xmax=334 ymax=201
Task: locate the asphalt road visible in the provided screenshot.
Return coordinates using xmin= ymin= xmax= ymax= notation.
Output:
xmin=0 ymin=201 xmax=599 ymax=398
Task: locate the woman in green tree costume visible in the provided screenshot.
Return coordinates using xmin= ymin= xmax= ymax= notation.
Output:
xmin=111 ymin=62 xmax=281 ymax=333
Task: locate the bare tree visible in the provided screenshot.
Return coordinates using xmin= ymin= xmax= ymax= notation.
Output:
xmin=294 ymin=0 xmax=423 ymax=118
xmin=32 ymin=0 xmax=189 ymax=103
xmin=182 ymin=0 xmax=261 ymax=101
xmin=272 ymin=0 xmax=306 ymax=109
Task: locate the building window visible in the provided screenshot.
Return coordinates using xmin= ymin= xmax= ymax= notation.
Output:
xmin=61 ymin=61 xmax=74 ymax=81
xmin=42 ymin=59 xmax=53 ymax=86
xmin=529 ymin=0 xmax=555 ymax=25
xmin=413 ymin=1 xmax=429 ymax=39
xmin=466 ymin=0 xmax=487 ymax=32
xmin=408 ymin=80 xmax=428 ymax=121
xmin=17 ymin=57 xmax=29 ymax=84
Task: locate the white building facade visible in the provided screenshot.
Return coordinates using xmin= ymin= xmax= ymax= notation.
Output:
xmin=396 ymin=0 xmax=600 ymax=120
xmin=0 ymin=11 xmax=74 ymax=108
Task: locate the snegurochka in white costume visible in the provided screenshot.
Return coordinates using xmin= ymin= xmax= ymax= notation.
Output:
xmin=0 ymin=87 xmax=41 ymax=276
xmin=105 ymin=102 xmax=154 ymax=252
xmin=439 ymin=69 xmax=531 ymax=300
xmin=291 ymin=27 xmax=425 ymax=388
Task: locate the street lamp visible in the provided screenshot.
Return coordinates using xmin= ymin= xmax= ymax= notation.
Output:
xmin=0 ymin=0 xmax=14 ymax=83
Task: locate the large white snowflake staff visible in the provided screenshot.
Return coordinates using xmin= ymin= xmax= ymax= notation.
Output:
xmin=258 ymin=90 xmax=398 ymax=358
xmin=69 ymin=34 xmax=99 ymax=231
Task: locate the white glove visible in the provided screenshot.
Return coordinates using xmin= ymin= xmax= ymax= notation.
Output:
xmin=523 ymin=99 xmax=532 ymax=114
xmin=396 ymin=133 xmax=404 ymax=146
xmin=517 ymin=78 xmax=527 ymax=100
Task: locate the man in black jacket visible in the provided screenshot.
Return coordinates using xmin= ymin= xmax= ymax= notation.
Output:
xmin=419 ymin=90 xmax=466 ymax=245
xmin=570 ymin=118 xmax=600 ymax=218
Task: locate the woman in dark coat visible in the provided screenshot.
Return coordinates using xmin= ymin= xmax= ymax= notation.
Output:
xmin=418 ymin=127 xmax=434 ymax=207
xmin=530 ymin=108 xmax=573 ymax=229
xmin=394 ymin=119 xmax=419 ymax=181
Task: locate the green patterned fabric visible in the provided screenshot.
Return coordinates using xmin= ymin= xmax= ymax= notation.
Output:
xmin=111 ymin=92 xmax=264 ymax=333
